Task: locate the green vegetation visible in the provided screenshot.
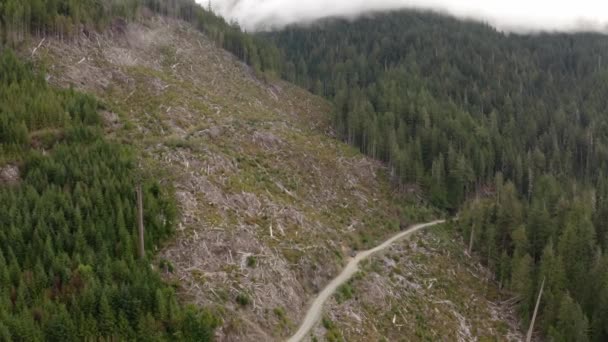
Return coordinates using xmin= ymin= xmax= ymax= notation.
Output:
xmin=246 ymin=255 xmax=257 ymax=268
xmin=0 ymin=49 xmax=216 ymax=340
xmin=335 ymin=283 xmax=354 ymax=303
xmin=322 ymin=316 xmax=344 ymax=342
xmin=325 ymin=225 xmax=523 ymax=341
xmin=265 ymin=11 xmax=608 ymax=340
xmin=460 ymin=178 xmax=606 ymax=341
xmin=266 ymin=12 xmax=608 ymax=210
xmin=3 ymin=0 xmax=607 ymax=338
xmin=236 ymin=292 xmax=251 ymax=307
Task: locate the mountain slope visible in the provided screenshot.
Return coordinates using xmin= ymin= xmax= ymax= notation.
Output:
xmin=265 ymin=11 xmax=608 ymax=340
xmin=31 ymin=16 xmax=522 ymax=341
xmin=265 ymin=10 xmax=608 ymax=208
xmin=0 ymin=48 xmax=216 ymax=341
xmin=319 ymin=224 xmax=523 ymax=342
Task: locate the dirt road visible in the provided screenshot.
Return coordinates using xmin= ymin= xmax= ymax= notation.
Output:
xmin=287 ymin=220 xmax=446 ymax=342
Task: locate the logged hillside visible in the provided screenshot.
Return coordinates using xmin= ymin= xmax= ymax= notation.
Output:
xmin=22 ymin=16 xmax=526 ymax=341
xmin=0 ymin=0 xmax=281 ymax=74
xmin=266 ymin=11 xmax=608 ymax=340
xmin=320 ymin=224 xmax=522 ymax=341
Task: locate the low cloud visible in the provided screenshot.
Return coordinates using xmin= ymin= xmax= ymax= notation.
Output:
xmin=198 ymin=0 xmax=608 ymax=33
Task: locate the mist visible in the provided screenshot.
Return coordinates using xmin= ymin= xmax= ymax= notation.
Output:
xmin=197 ymin=0 xmax=608 ymax=33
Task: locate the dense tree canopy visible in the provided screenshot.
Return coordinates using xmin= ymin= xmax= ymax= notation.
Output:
xmin=0 ymin=50 xmax=216 ymax=340
xmin=265 ymin=11 xmax=608 ymax=340
xmin=266 ymin=12 xmax=608 ymax=209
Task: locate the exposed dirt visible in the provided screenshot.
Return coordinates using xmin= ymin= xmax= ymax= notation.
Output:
xmin=314 ymin=225 xmax=526 ymax=342
xmin=34 ymin=17 xmax=524 ymax=341
xmin=0 ymin=165 xmax=20 ymax=185
xmin=289 ymin=220 xmax=445 ymax=342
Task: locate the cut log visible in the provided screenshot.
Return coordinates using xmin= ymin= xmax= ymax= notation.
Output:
xmin=526 ymin=277 xmax=545 ymax=342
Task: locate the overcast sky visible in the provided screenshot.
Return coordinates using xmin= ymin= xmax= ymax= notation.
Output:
xmin=197 ymin=0 xmax=608 ymax=33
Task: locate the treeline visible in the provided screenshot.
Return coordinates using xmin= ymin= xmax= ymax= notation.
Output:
xmin=264 ymin=11 xmax=608 ymax=340
xmin=0 ymin=50 xmax=216 ymax=340
xmin=461 ymin=174 xmax=608 ymax=341
xmin=0 ymin=0 xmax=281 ymax=74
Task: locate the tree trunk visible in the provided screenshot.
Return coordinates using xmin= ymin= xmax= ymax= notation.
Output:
xmin=526 ymin=277 xmax=545 ymax=342
xmin=468 ymin=224 xmax=475 ymax=255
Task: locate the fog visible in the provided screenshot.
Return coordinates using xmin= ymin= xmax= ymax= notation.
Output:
xmin=196 ymin=0 xmax=608 ymax=33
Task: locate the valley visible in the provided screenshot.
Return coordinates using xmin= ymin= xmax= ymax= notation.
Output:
xmin=28 ymin=15 xmax=521 ymax=341
xmin=1 ymin=1 xmax=607 ymax=341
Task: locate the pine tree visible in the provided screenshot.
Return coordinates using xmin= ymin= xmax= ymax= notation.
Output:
xmin=98 ymin=291 xmax=116 ymax=337
xmin=558 ymin=207 xmax=596 ymax=304
xmin=551 ymin=294 xmax=589 ymax=342
xmin=511 ymin=252 xmax=533 ymax=321
xmin=538 ymin=241 xmax=566 ymax=330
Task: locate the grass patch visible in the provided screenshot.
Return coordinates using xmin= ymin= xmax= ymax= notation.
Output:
xmin=273 ymin=306 xmax=292 ymax=331
xmin=246 ymin=255 xmax=257 ymax=268
xmin=335 ymin=283 xmax=354 ymax=304
xmin=236 ymin=292 xmax=252 ymax=307
xmin=322 ymin=317 xmax=344 ymax=342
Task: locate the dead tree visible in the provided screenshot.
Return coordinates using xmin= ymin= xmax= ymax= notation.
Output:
xmin=468 ymin=223 xmax=475 ymax=255
xmin=526 ymin=277 xmax=545 ymax=342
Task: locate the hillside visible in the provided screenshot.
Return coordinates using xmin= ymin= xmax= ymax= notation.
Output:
xmin=266 ymin=10 xmax=608 ymax=340
xmin=21 ymin=16 xmax=525 ymax=341
xmin=0 ymin=36 xmax=215 ymax=341
xmin=319 ymin=224 xmax=523 ymax=341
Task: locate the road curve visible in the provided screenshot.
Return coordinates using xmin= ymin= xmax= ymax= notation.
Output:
xmin=287 ymin=220 xmax=446 ymax=342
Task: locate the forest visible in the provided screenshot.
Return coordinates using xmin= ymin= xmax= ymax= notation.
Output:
xmin=2 ymin=0 xmax=608 ymax=340
xmin=0 ymin=0 xmax=290 ymax=339
xmin=265 ymin=11 xmax=608 ymax=341
xmin=0 ymin=49 xmax=216 ymax=340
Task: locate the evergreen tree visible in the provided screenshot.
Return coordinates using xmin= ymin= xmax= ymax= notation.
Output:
xmin=0 ymin=50 xmax=215 ymax=340
xmin=551 ymin=294 xmax=590 ymax=342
